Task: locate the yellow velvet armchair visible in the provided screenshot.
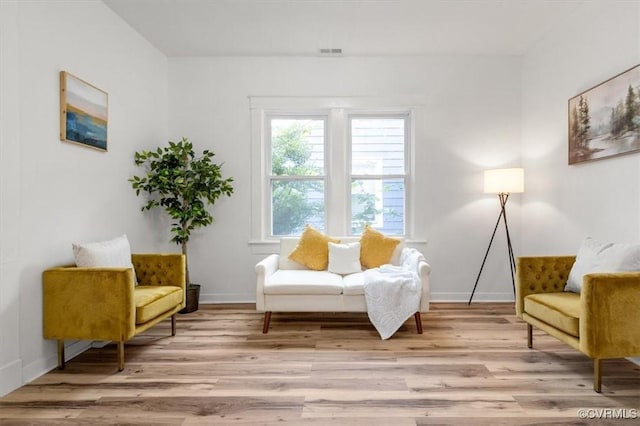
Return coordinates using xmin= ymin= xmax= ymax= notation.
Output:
xmin=516 ymin=255 xmax=640 ymax=392
xmin=43 ymin=253 xmax=186 ymax=371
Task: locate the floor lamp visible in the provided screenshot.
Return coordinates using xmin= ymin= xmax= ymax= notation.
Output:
xmin=468 ymin=168 xmax=524 ymax=304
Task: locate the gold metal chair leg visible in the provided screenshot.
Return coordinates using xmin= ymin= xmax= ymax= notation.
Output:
xmin=414 ymin=312 xmax=423 ymax=334
xmin=527 ymin=324 xmax=533 ymax=349
xmin=171 ymin=313 xmax=177 ymax=336
xmin=57 ymin=340 xmax=65 ymax=370
xmin=117 ymin=341 xmax=125 ymax=372
xmin=263 ymin=312 xmax=272 ymax=334
xmin=594 ymin=358 xmax=602 ymax=393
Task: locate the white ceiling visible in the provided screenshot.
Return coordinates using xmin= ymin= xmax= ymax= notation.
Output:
xmin=103 ymin=0 xmax=585 ymax=57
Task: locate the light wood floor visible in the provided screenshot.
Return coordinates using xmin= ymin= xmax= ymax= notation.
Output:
xmin=1 ymin=303 xmax=639 ymax=425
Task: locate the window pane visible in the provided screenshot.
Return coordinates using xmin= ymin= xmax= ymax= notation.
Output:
xmin=351 ymin=118 xmax=405 ymax=175
xmin=271 ymin=118 xmax=324 ymax=176
xmin=351 ymin=178 xmax=404 ymax=235
xmin=272 ymin=180 xmax=325 ymax=236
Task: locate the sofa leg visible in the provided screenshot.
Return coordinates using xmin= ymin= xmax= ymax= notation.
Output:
xmin=117 ymin=341 xmax=125 ymax=372
xmin=594 ymin=358 xmax=602 ymax=393
xmin=414 ymin=312 xmax=423 ymax=334
xmin=171 ymin=313 xmax=177 ymax=336
xmin=57 ymin=340 xmax=65 ymax=370
xmin=263 ymin=312 xmax=272 ymax=334
xmin=527 ymin=324 xmax=533 ymax=348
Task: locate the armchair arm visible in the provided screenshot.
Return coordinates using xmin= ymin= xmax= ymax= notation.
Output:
xmin=132 ymin=253 xmax=186 ymax=290
xmin=43 ymin=267 xmax=136 ymax=342
xmin=255 ymin=254 xmax=279 ymax=312
xmin=515 ymin=256 xmax=575 ymax=317
xmin=580 ymin=272 xmax=640 ymax=358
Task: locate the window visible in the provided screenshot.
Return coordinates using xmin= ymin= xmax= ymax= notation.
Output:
xmin=250 ymin=97 xmax=414 ymax=241
xmin=269 ymin=117 xmax=326 ymax=235
xmin=350 ymin=116 xmax=407 ymax=235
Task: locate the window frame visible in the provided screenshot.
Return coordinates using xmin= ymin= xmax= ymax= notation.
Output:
xmin=249 ymin=96 xmax=418 ymax=246
xmin=348 ymin=113 xmax=411 ymax=236
xmin=266 ymin=114 xmax=329 ymax=236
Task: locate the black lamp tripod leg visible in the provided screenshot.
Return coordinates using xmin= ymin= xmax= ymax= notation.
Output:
xmin=500 ymin=193 xmax=517 ymax=295
xmin=500 ymin=194 xmax=516 ymax=296
xmin=469 ymin=193 xmax=517 ymax=304
xmin=468 ymin=203 xmax=505 ymax=305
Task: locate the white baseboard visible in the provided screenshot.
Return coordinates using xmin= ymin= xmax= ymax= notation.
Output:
xmin=0 ymin=358 xmax=22 ymax=397
xmin=5 ymin=340 xmax=92 ymax=398
xmin=200 ymin=292 xmax=255 ymax=304
xmin=199 ymin=291 xmax=515 ymax=305
xmin=431 ymin=292 xmax=515 ymax=303
xmin=23 ymin=340 xmax=91 ymax=384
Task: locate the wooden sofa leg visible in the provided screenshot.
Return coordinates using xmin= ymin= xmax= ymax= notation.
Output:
xmin=263 ymin=312 xmax=272 ymax=334
xmin=527 ymin=324 xmax=533 ymax=348
xmin=594 ymin=358 xmax=602 ymax=393
xmin=117 ymin=341 xmax=125 ymax=372
xmin=414 ymin=312 xmax=423 ymax=334
xmin=171 ymin=313 xmax=177 ymax=336
xmin=57 ymin=340 xmax=65 ymax=370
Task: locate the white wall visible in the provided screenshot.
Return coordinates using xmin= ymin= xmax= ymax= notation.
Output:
xmin=0 ymin=0 xmax=169 ymax=396
xmin=521 ymin=0 xmax=640 ymax=366
xmin=522 ymin=0 xmax=640 ymax=254
xmin=168 ymin=55 xmax=523 ymax=304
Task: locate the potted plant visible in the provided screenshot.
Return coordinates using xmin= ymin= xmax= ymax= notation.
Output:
xmin=130 ymin=137 xmax=234 ymax=313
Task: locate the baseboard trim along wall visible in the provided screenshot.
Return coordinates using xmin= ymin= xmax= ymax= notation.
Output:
xmin=200 ymin=292 xmax=516 ymax=305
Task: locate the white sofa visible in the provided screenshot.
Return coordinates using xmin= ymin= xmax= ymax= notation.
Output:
xmin=255 ymin=236 xmax=431 ymax=334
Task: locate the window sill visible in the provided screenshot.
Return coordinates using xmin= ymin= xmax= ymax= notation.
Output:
xmin=249 ymin=238 xmax=427 ymax=255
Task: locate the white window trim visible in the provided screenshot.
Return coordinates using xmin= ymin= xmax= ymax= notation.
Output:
xmin=249 ymin=96 xmax=423 ymax=250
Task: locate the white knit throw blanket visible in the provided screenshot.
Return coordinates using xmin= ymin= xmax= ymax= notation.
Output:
xmin=363 ymin=248 xmax=424 ymax=340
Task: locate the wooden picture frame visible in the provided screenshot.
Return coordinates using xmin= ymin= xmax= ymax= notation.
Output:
xmin=569 ymin=64 xmax=640 ymax=165
xmin=60 ymin=71 xmax=108 ymax=152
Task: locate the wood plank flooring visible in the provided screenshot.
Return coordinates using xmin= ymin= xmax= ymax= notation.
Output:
xmin=1 ymin=303 xmax=639 ymax=425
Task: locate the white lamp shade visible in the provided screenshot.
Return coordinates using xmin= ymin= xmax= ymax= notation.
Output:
xmin=484 ymin=168 xmax=524 ymax=194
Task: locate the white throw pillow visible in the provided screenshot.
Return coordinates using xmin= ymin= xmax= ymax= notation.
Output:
xmin=565 ymin=237 xmax=640 ymax=293
xmin=72 ymin=234 xmax=134 ymax=269
xmin=328 ymin=242 xmax=362 ymax=275
xmin=564 ymin=237 xmax=612 ymax=293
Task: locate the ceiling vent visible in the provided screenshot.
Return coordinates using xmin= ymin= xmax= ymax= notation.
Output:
xmin=318 ymin=48 xmax=343 ymax=57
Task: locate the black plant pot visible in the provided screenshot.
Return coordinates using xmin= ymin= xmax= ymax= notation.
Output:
xmin=180 ymin=283 xmax=200 ymax=314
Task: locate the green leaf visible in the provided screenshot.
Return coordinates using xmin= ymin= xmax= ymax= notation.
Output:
xmin=130 ymin=138 xmax=234 ymax=259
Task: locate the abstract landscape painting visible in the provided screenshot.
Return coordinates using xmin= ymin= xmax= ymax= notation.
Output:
xmin=569 ymin=64 xmax=640 ymax=165
xmin=60 ymin=71 xmax=108 ymax=151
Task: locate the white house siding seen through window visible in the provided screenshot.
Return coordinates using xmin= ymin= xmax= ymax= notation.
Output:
xmin=351 ymin=117 xmax=406 ymax=236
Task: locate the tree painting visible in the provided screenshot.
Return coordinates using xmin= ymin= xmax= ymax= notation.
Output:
xmin=569 ymin=65 xmax=640 ymax=164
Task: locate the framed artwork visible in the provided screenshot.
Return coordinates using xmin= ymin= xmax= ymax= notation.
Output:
xmin=60 ymin=71 xmax=108 ymax=151
xmin=568 ymin=64 xmax=640 ymax=165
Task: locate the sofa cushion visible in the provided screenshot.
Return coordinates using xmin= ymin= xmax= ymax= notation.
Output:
xmin=72 ymin=234 xmax=133 ymax=268
xmin=524 ymin=292 xmax=580 ymax=337
xmin=328 ymin=242 xmax=362 ymax=274
xmin=343 ymin=272 xmax=366 ymax=295
xmin=72 ymin=234 xmax=137 ymax=284
xmin=360 ymin=225 xmax=401 ymax=269
xmin=265 ymin=270 xmax=343 ymax=295
xmin=288 ymin=225 xmax=340 ymax=271
xmin=134 ymin=286 xmax=183 ymax=324
xmin=565 ymin=237 xmax=640 ymax=293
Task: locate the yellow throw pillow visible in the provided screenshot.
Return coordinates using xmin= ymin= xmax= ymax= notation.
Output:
xmin=360 ymin=225 xmax=401 ymax=269
xmin=288 ymin=225 xmax=340 ymax=271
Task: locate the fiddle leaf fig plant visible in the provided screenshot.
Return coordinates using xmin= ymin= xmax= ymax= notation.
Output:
xmin=129 ymin=137 xmax=234 ymax=285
